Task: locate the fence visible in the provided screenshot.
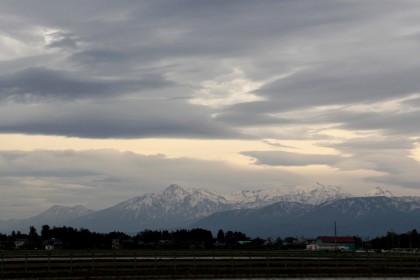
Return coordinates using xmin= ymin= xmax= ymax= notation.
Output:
xmin=1 ymin=250 xmax=420 ymax=278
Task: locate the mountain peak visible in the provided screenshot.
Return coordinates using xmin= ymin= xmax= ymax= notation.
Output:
xmin=285 ymin=183 xmax=351 ymax=205
xmin=162 ymin=184 xmax=189 ymax=196
xmin=164 ymin=184 xmax=185 ymax=192
xmin=39 ymin=205 xmax=94 ymax=218
xmin=366 ymin=187 xmax=394 ymax=197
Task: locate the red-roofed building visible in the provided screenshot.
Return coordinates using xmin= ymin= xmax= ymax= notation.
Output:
xmin=307 ymin=236 xmax=356 ymax=251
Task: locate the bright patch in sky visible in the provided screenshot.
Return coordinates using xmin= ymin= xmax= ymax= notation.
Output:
xmin=0 ymin=34 xmax=32 ymax=60
xmin=189 ymin=68 xmax=264 ymax=108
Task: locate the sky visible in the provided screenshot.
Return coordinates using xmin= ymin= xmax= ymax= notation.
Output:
xmin=1 ymin=0 xmax=420 ymax=219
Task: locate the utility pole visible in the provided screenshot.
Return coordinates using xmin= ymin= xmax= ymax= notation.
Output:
xmin=334 ymin=221 xmax=337 ymax=251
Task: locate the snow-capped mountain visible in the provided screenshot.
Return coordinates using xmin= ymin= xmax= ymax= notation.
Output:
xmin=3 ymin=183 xmax=420 ymax=237
xmin=118 ymin=184 xmax=231 ymax=218
xmin=70 ymin=184 xmax=234 ymax=232
xmin=279 ymin=183 xmax=352 ymax=205
xmin=68 ymin=183 xmax=358 ymax=233
xmin=303 ymin=196 xmax=420 ymax=236
xmin=36 ymin=205 xmax=94 ymax=221
xmin=224 ymin=188 xmax=286 ymax=208
xmin=194 ymin=196 xmax=420 ymax=237
xmin=225 ymin=182 xmax=351 ymax=208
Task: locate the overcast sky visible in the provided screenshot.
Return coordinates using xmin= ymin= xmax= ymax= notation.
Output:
xmin=1 ymin=0 xmax=420 ymax=219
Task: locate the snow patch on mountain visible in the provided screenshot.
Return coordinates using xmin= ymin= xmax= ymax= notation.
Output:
xmin=94 ymin=184 xmax=233 ymax=230
xmin=224 ymin=188 xmax=286 ymax=208
xmin=281 ymin=182 xmax=352 ymax=205
xmin=225 ymin=182 xmax=351 ymax=208
xmin=32 ymin=205 xmax=94 ymax=220
xmin=365 ymin=187 xmax=394 ymax=197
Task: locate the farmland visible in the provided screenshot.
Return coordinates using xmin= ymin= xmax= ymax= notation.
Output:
xmin=1 ymin=250 xmax=420 ymax=278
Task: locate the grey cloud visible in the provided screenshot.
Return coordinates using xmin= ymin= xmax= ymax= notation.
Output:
xmin=367 ymin=176 xmax=420 ymax=190
xmin=243 ymin=137 xmax=420 ymax=192
xmin=0 ymin=99 xmax=238 ymax=139
xmin=46 ymin=31 xmax=79 ymax=49
xmin=231 ymin=65 xmax=420 ymax=115
xmin=222 ymin=103 xmax=420 ymax=140
xmin=332 ymin=110 xmax=420 ymax=135
xmin=262 ymin=140 xmax=296 ymax=149
xmin=358 ymin=154 xmax=420 ymax=190
xmin=72 ymin=48 xmax=137 ymax=65
xmin=327 ymin=137 xmax=415 ymax=151
xmin=2 ymin=1 xmax=387 ymax=78
xmin=0 ymin=150 xmax=100 ymax=178
xmin=215 ymin=111 xmax=291 ymax=126
xmin=242 ymin=150 xmax=342 ymax=167
xmin=323 ymin=137 xmax=420 ymax=190
xmin=0 ymin=67 xmax=174 ymax=102
xmin=403 ymin=97 xmax=420 ymax=107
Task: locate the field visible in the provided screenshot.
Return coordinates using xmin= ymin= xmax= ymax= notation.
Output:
xmin=1 ymin=249 xmax=420 ymax=279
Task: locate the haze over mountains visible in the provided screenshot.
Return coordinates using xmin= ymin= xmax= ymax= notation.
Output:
xmin=1 ymin=184 xmax=419 ymax=238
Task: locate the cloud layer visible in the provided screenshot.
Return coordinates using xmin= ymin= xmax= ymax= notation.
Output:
xmin=1 ymin=1 xmax=420 ymax=218
xmin=1 ymin=0 xmax=420 ymax=139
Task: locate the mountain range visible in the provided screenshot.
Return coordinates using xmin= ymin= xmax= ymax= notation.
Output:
xmin=1 ymin=183 xmax=419 ymax=238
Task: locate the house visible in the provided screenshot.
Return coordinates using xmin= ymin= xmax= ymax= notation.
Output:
xmin=43 ymin=238 xmax=63 ymax=250
xmin=307 ymin=236 xmax=356 ymax=251
xmin=112 ymin=239 xmax=121 ymax=249
xmin=14 ymin=239 xmax=29 ymax=249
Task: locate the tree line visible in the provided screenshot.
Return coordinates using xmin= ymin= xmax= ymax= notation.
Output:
xmin=4 ymin=225 xmax=419 ymax=251
xmin=370 ymin=229 xmax=420 ymax=250
xmin=0 ymin=225 xmax=281 ymax=250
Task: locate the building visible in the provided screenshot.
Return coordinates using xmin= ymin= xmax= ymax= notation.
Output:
xmin=306 ymin=236 xmax=356 ymax=251
xmin=43 ymin=238 xmax=63 ymax=250
xmin=112 ymin=239 xmax=121 ymax=249
xmin=14 ymin=239 xmax=29 ymax=249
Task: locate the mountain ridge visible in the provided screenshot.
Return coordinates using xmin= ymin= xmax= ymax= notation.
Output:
xmin=1 ymin=183 xmax=418 ymax=237
xmin=193 ymin=196 xmax=420 ymax=237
